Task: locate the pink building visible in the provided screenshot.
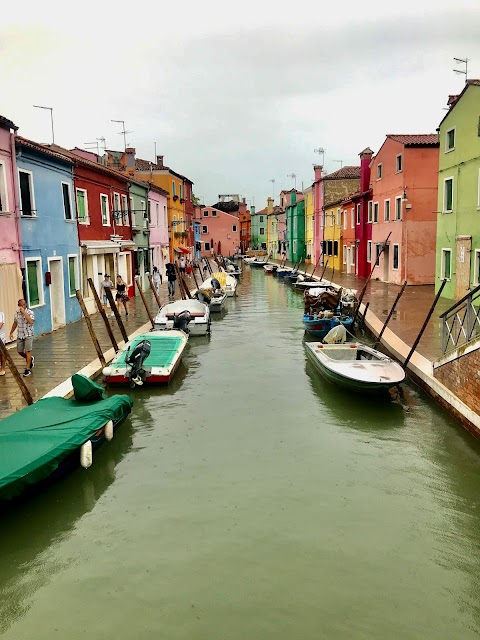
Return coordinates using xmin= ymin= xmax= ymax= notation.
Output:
xmin=148 ymin=185 xmax=169 ymax=278
xmin=370 ymin=134 xmax=439 ymax=285
xmin=199 ymin=206 xmax=241 ymax=257
xmin=0 ymin=115 xmax=23 ymax=329
xmin=312 ymin=166 xmax=323 ymax=264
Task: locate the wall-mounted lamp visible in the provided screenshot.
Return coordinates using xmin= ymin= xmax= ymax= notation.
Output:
xmin=402 ymin=189 xmax=407 ymax=201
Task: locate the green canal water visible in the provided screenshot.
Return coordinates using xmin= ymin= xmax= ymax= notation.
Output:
xmin=2 ymin=267 xmax=480 ymax=639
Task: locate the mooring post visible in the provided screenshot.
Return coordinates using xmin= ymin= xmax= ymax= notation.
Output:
xmin=403 ymin=279 xmax=447 ymax=370
xmin=88 ymin=278 xmax=119 ymax=352
xmin=0 ymin=341 xmax=34 ymax=405
xmin=319 ymin=257 xmax=329 ymax=282
xmin=147 ymin=274 xmax=162 ymax=310
xmin=76 ymin=290 xmax=107 ymax=367
xmin=181 ymin=275 xmax=192 ymax=299
xmin=374 ymin=280 xmax=407 ymax=347
xmin=135 ymin=277 xmax=155 ymax=328
xmin=103 ymin=286 xmax=129 ymax=343
xmin=191 ymin=267 xmax=200 ymax=291
xmin=174 ymin=265 xmax=186 ymax=299
xmin=358 ymin=301 xmax=370 ymax=331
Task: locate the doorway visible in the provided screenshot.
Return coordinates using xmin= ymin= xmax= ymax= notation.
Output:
xmin=383 ymin=245 xmax=390 ymax=282
xmin=455 ymin=235 xmax=472 ymax=299
xmin=48 ymin=257 xmax=66 ymax=330
xmin=346 ymin=247 xmax=351 ymax=274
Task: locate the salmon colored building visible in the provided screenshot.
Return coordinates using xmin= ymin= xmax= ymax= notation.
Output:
xmin=198 ymin=206 xmax=240 ymax=257
xmin=370 ymin=135 xmax=439 ymax=285
xmin=239 ymin=207 xmax=251 ymax=253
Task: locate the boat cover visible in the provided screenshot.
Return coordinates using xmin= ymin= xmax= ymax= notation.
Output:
xmin=114 ymin=334 xmax=185 ymax=368
xmin=0 ymin=393 xmax=133 ymax=501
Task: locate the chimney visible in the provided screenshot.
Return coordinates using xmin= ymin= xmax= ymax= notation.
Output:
xmin=242 ymin=197 xmax=246 ymax=204
xmin=314 ymin=164 xmax=323 ymax=182
xmin=251 ymin=205 xmax=256 ymax=215
xmin=156 ymin=155 xmax=164 ymax=167
xmin=125 ymin=147 xmax=136 ymax=173
xmin=359 ymin=147 xmax=373 ymax=193
xmin=267 ymin=197 xmax=274 ymax=214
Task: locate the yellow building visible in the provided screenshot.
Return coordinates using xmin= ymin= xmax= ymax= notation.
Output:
xmin=304 ymin=186 xmax=314 ymax=263
xmin=265 ymin=197 xmax=277 ymax=259
xmin=322 ymin=199 xmax=343 ymax=272
xmin=134 ymin=155 xmax=189 ymax=261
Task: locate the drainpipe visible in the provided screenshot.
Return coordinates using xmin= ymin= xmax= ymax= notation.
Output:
xmin=10 ymin=131 xmax=23 ymax=268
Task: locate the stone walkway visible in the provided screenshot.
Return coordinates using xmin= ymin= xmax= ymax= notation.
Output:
xmin=0 ymin=276 xmax=196 ymax=420
xmin=274 ymin=261 xmax=452 ymax=362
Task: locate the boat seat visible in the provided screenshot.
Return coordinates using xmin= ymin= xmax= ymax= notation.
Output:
xmin=165 ymin=312 xmax=205 ymax=318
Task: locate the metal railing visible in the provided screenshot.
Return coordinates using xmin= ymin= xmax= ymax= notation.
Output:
xmin=440 ymin=283 xmax=480 ymax=354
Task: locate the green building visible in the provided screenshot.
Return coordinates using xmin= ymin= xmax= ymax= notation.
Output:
xmin=128 ymin=181 xmax=151 ymax=291
xmin=436 ymin=80 xmax=480 ymax=299
xmin=250 ymin=205 xmax=267 ymax=250
xmin=286 ymin=192 xmax=305 ymax=263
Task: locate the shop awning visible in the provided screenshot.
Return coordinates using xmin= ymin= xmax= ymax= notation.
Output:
xmin=81 ymin=241 xmax=121 ymax=255
xmin=174 ymin=247 xmax=190 ymax=254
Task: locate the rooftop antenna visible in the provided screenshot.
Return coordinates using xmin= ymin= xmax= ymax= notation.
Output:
xmin=33 ymin=104 xmax=55 ymax=144
xmin=333 ymin=160 xmax=343 ymax=168
xmin=453 ymin=57 xmax=469 ymax=82
xmin=97 ymin=137 xmax=106 ymax=154
xmin=269 ymin=178 xmax=276 ymax=198
xmin=111 ymin=119 xmax=132 ymax=151
xmin=84 ymin=140 xmax=100 ymax=155
xmin=314 ymin=147 xmax=325 ymax=166
xmin=287 ymin=173 xmax=297 ymax=189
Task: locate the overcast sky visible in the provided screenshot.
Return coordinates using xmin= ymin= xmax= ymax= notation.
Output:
xmin=1 ymin=0 xmax=478 ymax=208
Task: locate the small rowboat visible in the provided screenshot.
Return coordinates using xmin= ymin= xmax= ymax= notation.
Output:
xmin=154 ymin=299 xmax=210 ymax=336
xmin=305 ymin=342 xmax=405 ymax=393
xmin=210 ymin=291 xmax=227 ymax=312
xmin=303 ymin=313 xmax=354 ymax=338
xmin=263 ymin=264 xmax=277 ymax=274
xmin=103 ymin=330 xmax=188 ymax=386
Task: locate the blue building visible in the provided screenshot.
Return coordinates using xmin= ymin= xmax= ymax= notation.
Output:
xmin=194 ymin=220 xmax=201 ymax=259
xmin=16 ymin=137 xmax=82 ymax=335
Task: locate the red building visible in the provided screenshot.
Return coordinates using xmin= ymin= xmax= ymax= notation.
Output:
xmin=352 ymin=148 xmax=374 ymax=278
xmin=239 ymin=207 xmax=251 ymax=253
xmin=51 ymin=145 xmax=136 ymax=309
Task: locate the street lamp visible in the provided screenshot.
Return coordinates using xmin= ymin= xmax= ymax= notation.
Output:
xmin=33 ymin=105 xmax=55 ymax=144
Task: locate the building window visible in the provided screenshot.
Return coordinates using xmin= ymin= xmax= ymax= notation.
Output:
xmin=475 ymin=250 xmax=480 ymax=284
xmin=19 ymin=170 xmax=35 ymax=216
xmin=441 ymin=248 xmax=452 ymax=279
xmin=375 ymin=243 xmax=381 ymax=266
xmin=260 ymin=227 xmax=265 ymax=235
xmin=396 ymin=154 xmax=403 ymax=172
xmin=293 ymin=239 xmax=297 ymax=254
xmin=179 ymin=183 xmax=183 ymax=200
xmin=367 ymin=240 xmax=372 ymax=263
xmin=76 ymin=188 xmax=88 ymax=224
xmin=343 ymin=211 xmax=347 ymax=230
xmin=204 ymin=242 xmax=210 ymax=251
xmin=395 ymin=196 xmax=402 ymax=221
xmin=100 ymin=194 xmax=110 ymax=225
xmin=212 ymin=210 xmax=217 ymax=216
xmin=377 ymin=163 xmax=383 ymax=180
xmin=327 ymin=240 xmax=333 ymax=256
xmin=0 ymin=162 xmax=8 ymax=212
xmin=356 ymin=203 xmax=361 ymax=225
xmin=446 ymin=128 xmax=455 ymax=152
xmin=350 ymin=246 xmax=356 ymax=266
xmin=172 ymin=181 xmax=176 ymax=196
xmin=141 ymin=199 xmax=147 ymax=220
xmin=68 ymin=255 xmax=79 ymax=296
xmin=203 ymin=210 xmax=209 ymax=217
xmin=61 ymin=182 xmax=73 ymax=220
xmin=368 ymin=201 xmax=373 ymax=223
xmin=343 ymin=245 xmax=347 ymax=264
xmin=113 ymin=192 xmax=120 ymax=222
xmin=202 ymin=225 xmax=208 ymax=234
xmin=232 ymin=225 xmax=237 ymax=232
xmin=336 ymin=208 xmax=341 ymax=226
xmin=393 ymin=244 xmax=399 ymax=270
xmin=293 ymin=216 xmax=297 ymax=231
xmin=373 ymin=202 xmax=379 ymax=223
xmin=351 ymin=207 xmax=355 ymax=228
xmin=260 ymin=216 xmax=264 ymax=223
xmin=26 ymin=258 xmax=43 ymax=307
xmin=146 ymin=200 xmax=151 ymax=222
xmin=121 ymin=194 xmax=128 ymax=225
xmin=155 ymin=202 xmax=159 ymax=227
xmin=443 ymin=178 xmax=454 ymax=213
xmin=384 ymin=199 xmax=390 ymax=222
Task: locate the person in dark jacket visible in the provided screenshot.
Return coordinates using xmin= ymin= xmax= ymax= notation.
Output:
xmin=165 ymin=263 xmax=176 ymax=298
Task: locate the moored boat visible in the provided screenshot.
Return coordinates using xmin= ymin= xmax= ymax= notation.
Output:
xmin=200 ymin=271 xmax=238 ymax=297
xmin=103 ymin=330 xmax=188 ymax=386
xmin=305 ymin=342 xmax=405 ymax=392
xmin=154 ymin=299 xmax=210 ymax=336
xmin=0 ymin=374 xmax=133 ymax=503
xmin=209 ymin=291 xmax=227 ymax=312
xmin=303 ymin=313 xmax=354 ymax=338
xmin=249 ymin=257 xmax=268 ymax=267
xmin=263 ymin=264 xmax=277 ymax=274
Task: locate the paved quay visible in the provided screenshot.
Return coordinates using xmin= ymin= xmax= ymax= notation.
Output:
xmin=0 ymin=278 xmax=191 ymax=420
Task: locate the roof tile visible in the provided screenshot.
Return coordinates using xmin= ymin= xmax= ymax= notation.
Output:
xmin=387 ymin=134 xmax=439 ymax=146
xmin=324 ymin=166 xmax=361 ymax=180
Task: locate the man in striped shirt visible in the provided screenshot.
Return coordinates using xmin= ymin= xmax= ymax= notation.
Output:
xmin=9 ymin=299 xmax=35 ymax=377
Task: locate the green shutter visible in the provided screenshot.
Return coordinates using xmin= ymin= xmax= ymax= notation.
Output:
xmin=69 ymin=257 xmax=76 ymax=295
xmin=77 ymin=191 xmax=85 ymax=220
xmin=444 ymin=251 xmax=451 ymax=279
xmin=27 ymin=261 xmax=40 ymax=306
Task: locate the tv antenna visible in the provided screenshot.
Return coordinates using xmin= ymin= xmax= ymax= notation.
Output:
xmin=84 ymin=140 xmax=100 ymax=155
xmin=269 ymin=178 xmax=276 ymax=198
xmin=287 ymin=173 xmax=297 ymax=189
xmin=111 ymin=119 xmax=132 ymax=150
xmin=453 ymin=57 xmax=469 ymax=82
xmin=333 ymin=160 xmax=343 ymax=168
xmin=314 ymin=147 xmax=325 ymax=165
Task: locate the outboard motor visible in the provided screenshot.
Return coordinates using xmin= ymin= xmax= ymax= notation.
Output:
xmin=211 ymin=277 xmax=221 ymax=291
xmin=195 ymin=291 xmax=211 ymax=305
xmin=173 ymin=309 xmax=192 ymax=333
xmin=126 ymin=339 xmax=151 ymax=387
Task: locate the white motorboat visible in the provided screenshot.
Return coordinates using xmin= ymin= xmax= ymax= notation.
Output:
xmin=209 ymin=291 xmax=227 ymax=312
xmin=153 ymin=299 xmax=210 ymax=336
xmin=305 ymin=342 xmax=405 ymax=393
xmin=263 ymin=264 xmax=277 ymax=274
xmin=200 ymin=272 xmax=238 ymax=297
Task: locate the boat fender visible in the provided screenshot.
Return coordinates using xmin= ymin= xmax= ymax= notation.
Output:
xmin=103 ymin=366 xmax=112 ymax=377
xmin=317 ymin=345 xmax=323 ymax=349
xmin=104 ymin=420 xmax=114 ymax=441
xmin=349 ymin=344 xmax=356 ymax=348
xmin=80 ymin=440 xmax=93 ymax=468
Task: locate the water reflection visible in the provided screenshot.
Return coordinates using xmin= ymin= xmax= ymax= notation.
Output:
xmin=0 ymin=419 xmax=134 ymax=634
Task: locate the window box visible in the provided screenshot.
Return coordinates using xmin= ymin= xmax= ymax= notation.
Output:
xmin=173 ymin=195 xmax=179 ymax=201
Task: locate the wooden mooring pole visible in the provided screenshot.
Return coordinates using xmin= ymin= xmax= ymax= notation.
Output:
xmin=135 ymin=277 xmax=155 ymax=328
xmin=358 ymin=301 xmax=370 ymax=331
xmin=319 ymin=257 xmax=329 ymax=282
xmin=374 ymin=280 xmax=407 ymax=348
xmin=403 ymin=279 xmax=447 ymax=370
xmin=174 ymin=265 xmax=187 ymax=299
xmin=76 ymin=290 xmax=106 ymax=368
xmin=147 ymin=274 xmax=162 ymax=310
xmin=191 ymin=267 xmax=200 ymax=291
xmin=0 ymin=341 xmax=34 ymax=405
xmin=88 ymin=278 xmax=119 ymax=352
xmin=103 ymin=286 xmax=129 ymax=343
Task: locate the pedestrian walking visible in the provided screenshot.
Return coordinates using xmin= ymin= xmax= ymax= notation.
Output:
xmin=100 ymin=274 xmax=114 ymax=315
xmin=179 ymin=256 xmax=186 ymax=275
xmin=152 ymin=266 xmax=162 ymax=292
xmin=186 ymin=259 xmax=192 ymax=279
xmin=9 ymin=299 xmax=35 ymax=377
xmin=115 ymin=275 xmax=129 ymax=316
xmin=202 ymin=256 xmax=209 ymax=275
xmin=166 ymin=263 xmax=176 ymax=298
xmin=0 ymin=309 xmax=5 ymax=376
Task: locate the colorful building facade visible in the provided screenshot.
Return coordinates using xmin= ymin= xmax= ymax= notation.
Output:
xmin=250 ymin=206 xmax=267 ymax=250
xmin=198 ymin=206 xmax=240 ymax=257
xmin=322 ymin=199 xmax=343 ymax=273
xmin=304 ymin=186 xmax=314 ymax=263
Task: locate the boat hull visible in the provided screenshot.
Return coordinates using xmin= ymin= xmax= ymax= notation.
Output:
xmin=303 ymin=315 xmax=353 ymax=339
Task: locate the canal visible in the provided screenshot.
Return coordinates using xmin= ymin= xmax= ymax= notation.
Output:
xmin=2 ymin=267 xmax=480 ymax=639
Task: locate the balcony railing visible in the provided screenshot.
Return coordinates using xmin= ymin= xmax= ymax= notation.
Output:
xmin=440 ymin=283 xmax=480 ymax=354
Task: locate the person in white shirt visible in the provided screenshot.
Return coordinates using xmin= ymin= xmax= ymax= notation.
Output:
xmin=179 ymin=257 xmax=186 ymax=275
xmin=0 ymin=310 xmax=5 ymax=376
xmin=9 ymin=299 xmax=35 ymax=377
xmin=152 ymin=266 xmax=162 ymax=292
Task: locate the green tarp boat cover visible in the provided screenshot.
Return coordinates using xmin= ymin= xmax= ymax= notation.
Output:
xmin=114 ymin=334 xmax=184 ymax=368
xmin=0 ymin=385 xmax=133 ymax=501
